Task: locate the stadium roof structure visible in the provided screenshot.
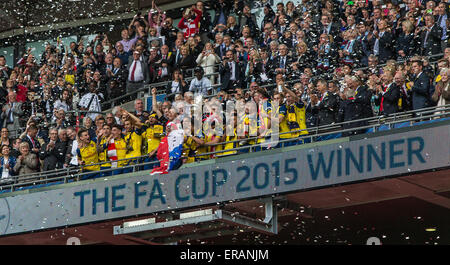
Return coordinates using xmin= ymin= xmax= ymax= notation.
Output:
xmin=0 ymin=0 xmax=193 ymax=39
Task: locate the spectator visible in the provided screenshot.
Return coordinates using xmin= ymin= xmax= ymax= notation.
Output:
xmin=173 ymin=45 xmax=196 ymax=77
xmin=189 ymin=66 xmax=212 ymax=96
xmin=178 ymin=5 xmax=203 ymax=40
xmin=1 ymin=91 xmax=23 ymax=139
xmin=133 ymin=98 xmax=149 ymax=123
xmin=410 ymin=59 xmax=433 ymax=110
xmin=21 ymin=124 xmax=41 ymax=156
xmin=14 ymin=142 xmax=39 ymax=181
xmin=219 ymin=50 xmax=244 ymax=92
xmin=196 ymin=43 xmax=221 ymax=84
xmin=417 ymin=14 xmax=443 ymax=57
xmin=10 ymin=138 xmax=21 ymax=158
xmin=119 ymin=29 xmax=138 ymax=53
xmin=374 ymin=70 xmax=401 ymax=115
xmin=39 ymin=128 xmax=66 ymax=172
xmin=432 ymin=68 xmax=450 ymax=107
xmin=311 ymin=79 xmax=340 ymax=126
xmin=0 ymin=128 xmax=11 ymax=148
xmin=0 ymin=145 xmax=16 ymax=183
xmin=78 ymin=82 xmax=103 ymax=121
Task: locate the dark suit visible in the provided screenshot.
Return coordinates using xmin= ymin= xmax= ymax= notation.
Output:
xmin=174 ymin=55 xmax=196 ymax=77
xmin=395 ymin=32 xmax=417 ymax=57
xmin=337 ymin=98 xmax=367 ymax=137
xmin=214 ymin=44 xmax=232 ymax=60
xmin=375 ymin=83 xmax=401 ymax=115
xmin=159 ymin=53 xmax=175 ymax=68
xmin=268 ymin=55 xmax=294 ymax=79
xmin=219 ymin=60 xmax=244 ymax=92
xmin=373 ymin=31 xmax=394 ymax=63
xmin=419 ymin=24 xmax=443 ymax=56
xmin=354 ymin=85 xmax=373 ymax=119
xmin=411 ymin=72 xmax=432 ymax=110
xmin=313 ymin=92 xmax=340 ymax=126
xmin=22 ymin=134 xmax=41 ymax=155
xmin=39 ymin=140 xmax=67 ymax=171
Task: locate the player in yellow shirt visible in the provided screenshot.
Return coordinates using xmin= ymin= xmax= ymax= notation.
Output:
xmin=96 ymin=124 xmax=112 ymax=177
xmin=120 ymin=111 xmax=144 ymax=173
xmin=217 ymin=111 xmax=238 ymax=157
xmin=279 ymin=83 xmax=308 ymax=147
xmin=77 ymin=128 xmax=100 ymax=180
xmin=141 ymin=113 xmax=164 ymax=170
xmin=182 ymin=122 xmax=205 ymax=163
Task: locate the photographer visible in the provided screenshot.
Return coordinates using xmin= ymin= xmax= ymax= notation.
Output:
xmin=178 ymin=5 xmax=203 ymax=40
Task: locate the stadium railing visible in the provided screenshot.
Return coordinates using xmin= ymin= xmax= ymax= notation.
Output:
xmin=1 ymin=103 xmax=448 ymax=193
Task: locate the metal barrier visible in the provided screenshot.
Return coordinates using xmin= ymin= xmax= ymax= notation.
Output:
xmin=1 ymin=103 xmax=448 ymax=193
xmin=194 ymin=104 xmax=450 ymax=157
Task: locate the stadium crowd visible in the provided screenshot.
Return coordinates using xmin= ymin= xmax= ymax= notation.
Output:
xmin=1 ymin=0 xmax=450 ymax=183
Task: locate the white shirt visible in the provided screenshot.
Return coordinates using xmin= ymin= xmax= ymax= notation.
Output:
xmin=189 ymin=77 xmax=212 ymax=96
xmin=70 ymin=139 xmax=78 ymax=166
xmin=79 ymin=92 xmax=102 ymax=121
xmin=128 ymin=60 xmax=144 ymax=82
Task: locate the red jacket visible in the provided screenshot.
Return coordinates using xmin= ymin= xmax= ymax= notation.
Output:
xmin=177 ymin=9 xmax=202 ymax=39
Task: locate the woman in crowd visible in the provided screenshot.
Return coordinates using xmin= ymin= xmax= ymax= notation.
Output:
xmin=13 ymin=142 xmax=39 ymax=182
xmin=196 ymin=42 xmax=221 ymax=85
xmin=0 ymin=145 xmax=16 ymax=183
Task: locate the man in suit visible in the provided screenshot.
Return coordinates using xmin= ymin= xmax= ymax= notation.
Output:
xmin=238 ymin=5 xmax=259 ymax=36
xmin=219 ymin=50 xmax=244 ymax=92
xmin=22 ymin=124 xmax=41 ymax=156
xmin=375 ymin=70 xmax=400 ymax=115
xmin=268 ymin=44 xmax=293 ymax=79
xmin=159 ymin=44 xmax=175 ymax=68
xmin=1 ymin=91 xmax=23 ymax=139
xmin=410 ymin=60 xmax=433 ymax=110
xmin=353 ymin=76 xmax=373 ymax=119
xmin=310 ymin=79 xmax=340 ymax=126
xmin=317 ymin=14 xmax=341 ymax=43
xmin=418 ymin=14 xmax=443 ymax=56
xmin=211 ymin=0 xmax=232 ymax=27
xmin=394 ymin=71 xmax=412 ymax=112
xmin=39 ymin=128 xmax=67 ymax=172
xmin=126 ymin=50 xmax=150 ymax=95
xmin=372 ymin=19 xmax=394 ymax=64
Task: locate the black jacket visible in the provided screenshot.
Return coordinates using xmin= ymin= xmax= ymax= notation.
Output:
xmin=374 ymin=31 xmax=395 ymax=63
xmin=418 ymin=24 xmax=443 ymax=56
xmin=312 ymin=92 xmax=340 ymax=126
xmin=411 ymin=72 xmax=433 ymax=110
xmin=22 ymin=135 xmax=41 ymax=155
xmin=374 ymin=83 xmax=401 ymax=115
xmin=354 ymin=85 xmax=373 ymax=119
xmin=39 ymin=140 xmax=68 ymax=171
xmin=268 ymin=55 xmax=294 ymax=79
xmin=337 ymin=98 xmax=367 ymax=137
xmin=219 ymin=60 xmax=244 ymax=92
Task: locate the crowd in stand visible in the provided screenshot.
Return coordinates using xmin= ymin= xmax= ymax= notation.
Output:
xmin=1 ymin=0 xmax=450 ymax=183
